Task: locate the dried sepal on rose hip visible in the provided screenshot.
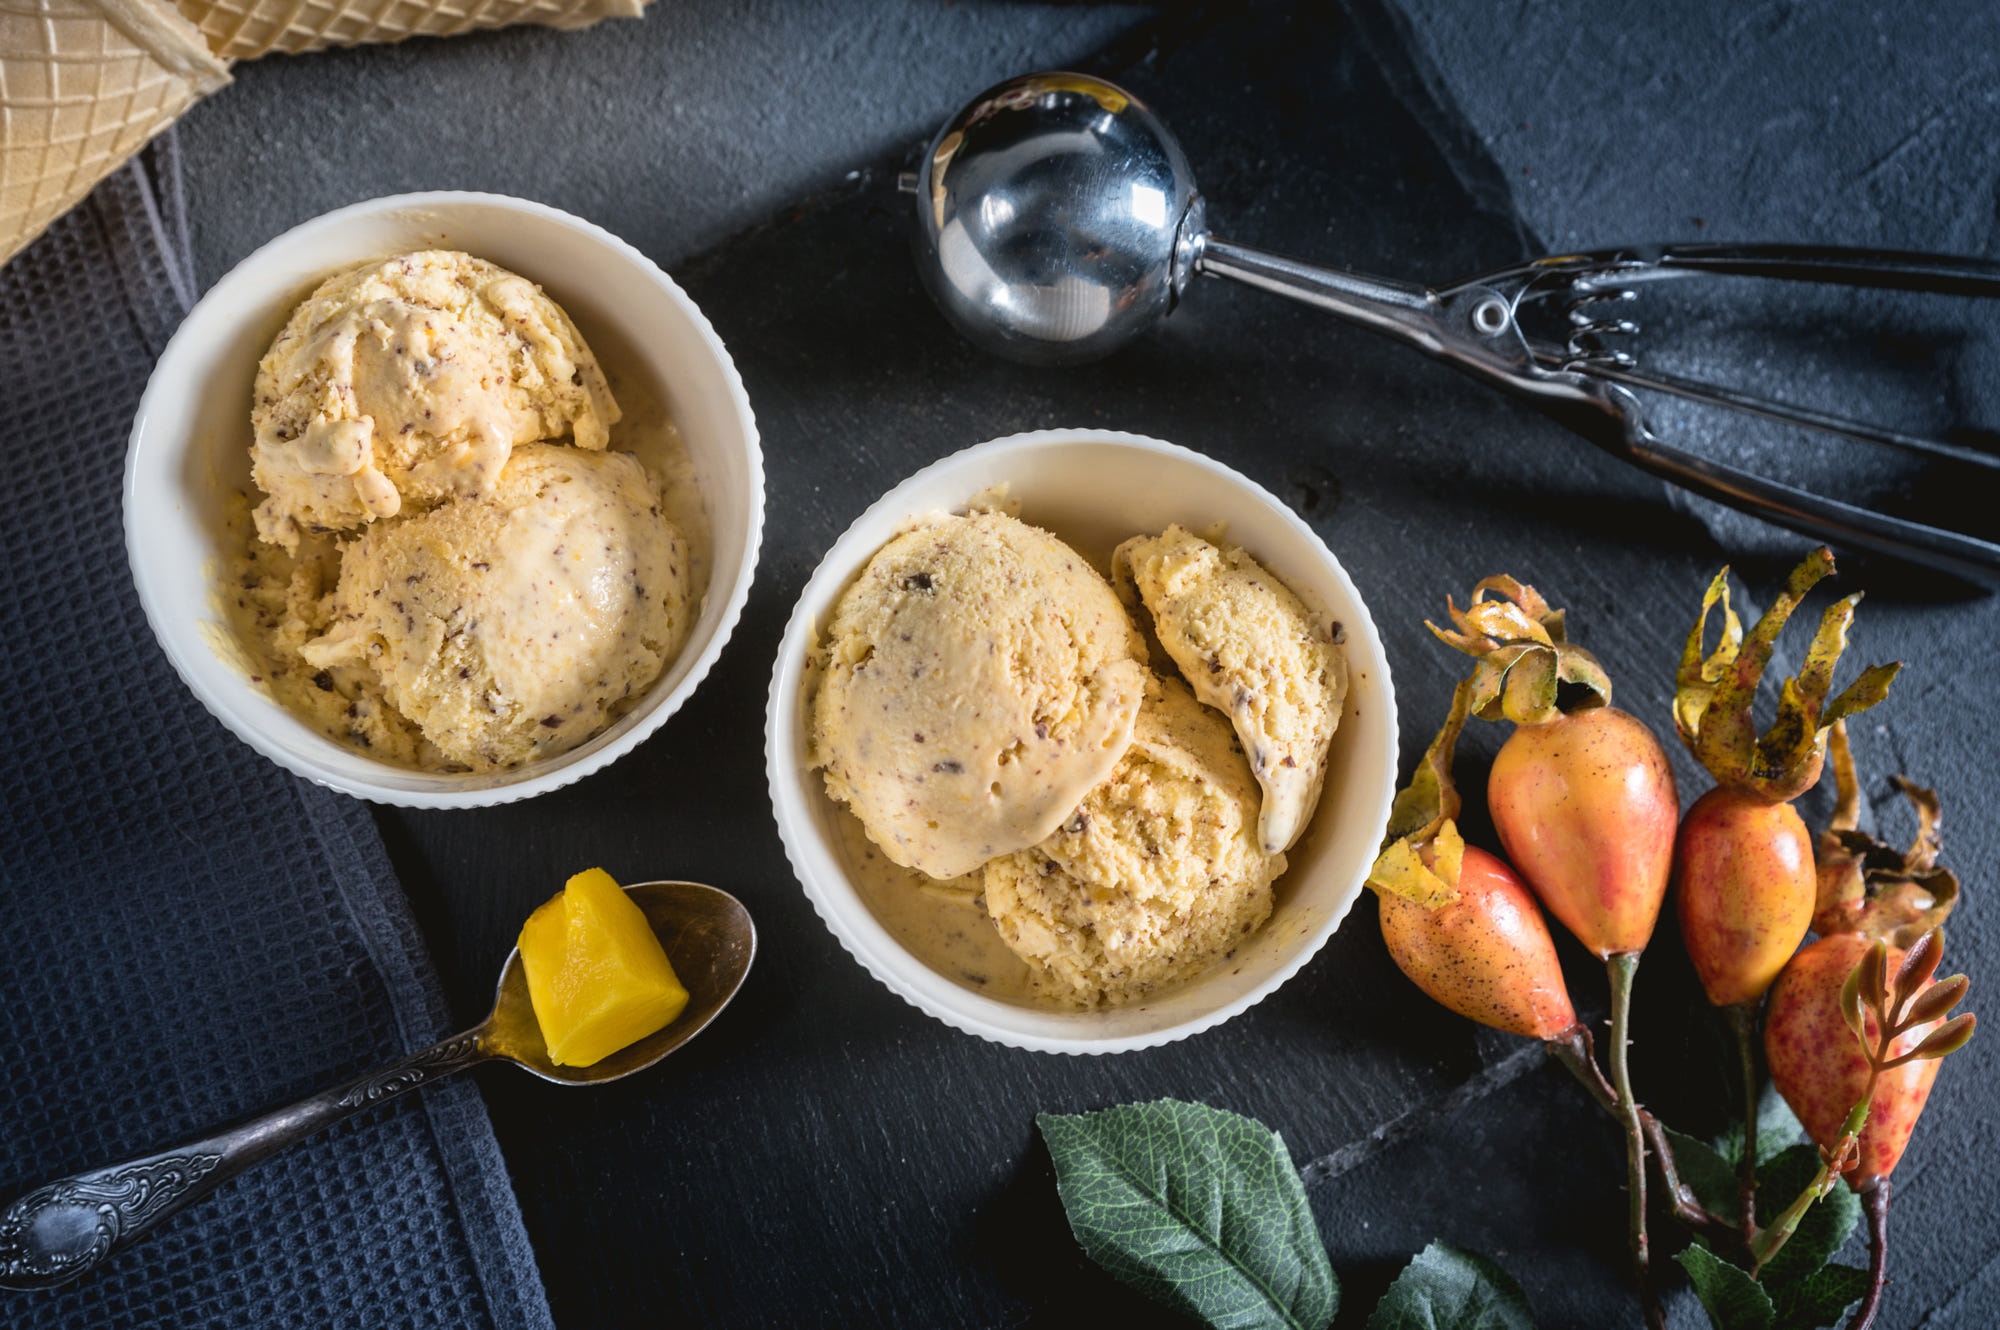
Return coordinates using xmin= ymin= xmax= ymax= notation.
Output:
xmin=1427 ymin=575 xmax=1611 ymax=722
xmin=1368 ymin=678 xmax=1473 ymax=910
xmin=1813 ymin=720 xmax=1958 ymax=946
xmin=1674 ymin=547 xmax=1900 ymax=803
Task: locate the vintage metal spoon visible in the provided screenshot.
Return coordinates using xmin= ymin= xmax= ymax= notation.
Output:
xmin=909 ymin=70 xmax=2000 ymax=581
xmin=0 ymin=880 xmax=755 ymax=1291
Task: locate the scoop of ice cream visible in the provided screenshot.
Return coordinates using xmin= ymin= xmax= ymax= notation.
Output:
xmin=252 ymin=250 xmax=620 ymax=549
xmin=226 ymin=515 xmax=429 ymax=769
xmin=297 ymin=443 xmax=689 ymax=770
xmin=983 ymin=674 xmax=1282 ymax=1006
xmin=1115 ymin=524 xmax=1347 ymax=853
xmin=809 ymin=509 xmax=1149 ymax=880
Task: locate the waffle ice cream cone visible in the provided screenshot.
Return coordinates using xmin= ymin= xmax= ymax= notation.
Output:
xmin=1 ymin=0 xmax=229 ymax=265
xmin=174 ymin=0 xmax=646 ymax=61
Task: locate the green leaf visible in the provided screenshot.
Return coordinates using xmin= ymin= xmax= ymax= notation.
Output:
xmin=1364 ymin=1242 xmax=1535 ymax=1330
xmin=1039 ymin=1100 xmax=1338 ymax=1330
xmin=1666 ymin=1127 xmax=1743 ymax=1223
xmin=1754 ymin=1145 xmax=1861 ymax=1288
xmin=1676 ymin=1246 xmax=1774 ymax=1330
xmin=1770 ymin=1264 xmax=1870 ymax=1329
xmin=1714 ymin=1084 xmax=1806 ymax=1168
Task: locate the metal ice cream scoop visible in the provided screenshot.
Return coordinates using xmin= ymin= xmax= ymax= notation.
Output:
xmin=907 ymin=71 xmax=2000 ymax=582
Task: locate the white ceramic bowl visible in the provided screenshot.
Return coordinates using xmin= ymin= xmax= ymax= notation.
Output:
xmin=124 ymin=192 xmax=763 ymax=807
xmin=766 ymin=430 xmax=1397 ymax=1053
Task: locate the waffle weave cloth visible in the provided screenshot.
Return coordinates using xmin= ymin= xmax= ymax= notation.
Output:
xmin=0 ymin=135 xmax=553 ymax=1330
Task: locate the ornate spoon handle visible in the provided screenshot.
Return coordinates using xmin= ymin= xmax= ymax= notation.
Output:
xmin=0 ymin=1028 xmax=489 ymax=1291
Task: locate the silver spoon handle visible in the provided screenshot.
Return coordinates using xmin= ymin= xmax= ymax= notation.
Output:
xmin=0 ymin=1029 xmax=489 ymax=1292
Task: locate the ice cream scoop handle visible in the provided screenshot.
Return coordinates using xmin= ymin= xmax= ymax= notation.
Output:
xmin=1195 ymin=238 xmax=1558 ymax=401
xmin=0 ymin=1029 xmax=490 ymax=1291
xmin=1198 ymin=238 xmax=1448 ymax=349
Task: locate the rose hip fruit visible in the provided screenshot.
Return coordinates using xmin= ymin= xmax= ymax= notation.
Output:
xmin=1675 ymin=787 xmax=1816 ymax=1007
xmin=1427 ymin=577 xmax=1678 ymax=960
xmin=1765 ymin=933 xmax=1940 ymax=1186
xmin=1487 ymin=705 xmax=1679 ymax=960
xmin=1428 ymin=576 xmax=1679 ymax=1314
xmin=1379 ymin=845 xmax=1577 ymax=1040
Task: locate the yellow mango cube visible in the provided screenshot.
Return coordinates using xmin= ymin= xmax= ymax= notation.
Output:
xmin=519 ymin=868 xmax=689 ymax=1067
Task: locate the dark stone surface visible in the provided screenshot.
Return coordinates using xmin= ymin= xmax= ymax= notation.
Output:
xmin=175 ymin=0 xmax=1146 ymax=285
xmin=173 ymin=1 xmax=1999 ymax=1326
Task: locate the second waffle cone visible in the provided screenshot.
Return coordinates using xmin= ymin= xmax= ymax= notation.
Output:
xmin=174 ymin=0 xmax=646 ymax=60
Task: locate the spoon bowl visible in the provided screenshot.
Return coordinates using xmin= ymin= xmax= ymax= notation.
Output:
xmin=0 ymin=879 xmax=754 ymax=1290
xmin=486 ymin=880 xmax=758 ymax=1084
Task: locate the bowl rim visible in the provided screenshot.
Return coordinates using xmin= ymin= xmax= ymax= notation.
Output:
xmin=764 ymin=428 xmax=1398 ymax=1053
xmin=123 ymin=190 xmax=765 ymax=808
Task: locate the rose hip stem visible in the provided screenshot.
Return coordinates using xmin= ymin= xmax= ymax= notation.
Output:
xmin=1856 ymin=1181 xmax=1892 ymax=1330
xmin=1725 ymin=1001 xmax=1760 ymax=1238
xmin=1547 ymin=1027 xmax=1737 ymax=1245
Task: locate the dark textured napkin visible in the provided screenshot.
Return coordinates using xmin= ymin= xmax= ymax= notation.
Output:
xmin=1374 ymin=0 xmax=2000 ymax=561
xmin=0 ymin=137 xmax=552 ymax=1330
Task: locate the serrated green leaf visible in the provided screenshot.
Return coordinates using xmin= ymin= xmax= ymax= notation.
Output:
xmin=1754 ymin=1145 xmax=1861 ymax=1288
xmin=1665 ymin=1127 xmax=1743 ymax=1223
xmin=1364 ymin=1241 xmax=1535 ymax=1330
xmin=1754 ymin=1144 xmax=1818 ymax=1219
xmin=1714 ymin=1084 xmax=1806 ymax=1168
xmin=1676 ymin=1246 xmax=1775 ymax=1330
xmin=1039 ymin=1100 xmax=1337 ymax=1330
xmin=1771 ymin=1264 xmax=1870 ymax=1329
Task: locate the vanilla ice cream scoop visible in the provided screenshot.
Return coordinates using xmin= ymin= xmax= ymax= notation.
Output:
xmin=252 ymin=250 xmax=620 ymax=550
xmin=809 ymin=509 xmax=1148 ymax=880
xmin=298 ymin=444 xmax=689 ymax=771
xmin=983 ymin=674 xmax=1282 ymax=1006
xmin=1115 ymin=524 xmax=1347 ymax=853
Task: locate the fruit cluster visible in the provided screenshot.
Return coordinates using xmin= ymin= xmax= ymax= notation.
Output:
xmin=1367 ymin=551 xmax=1974 ymax=1330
